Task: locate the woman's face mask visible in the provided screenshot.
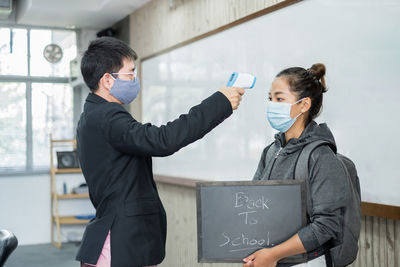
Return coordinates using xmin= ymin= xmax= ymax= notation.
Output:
xmin=266 ymin=98 xmax=304 ymax=133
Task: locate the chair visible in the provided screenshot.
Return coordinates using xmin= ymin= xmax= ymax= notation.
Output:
xmin=0 ymin=230 xmax=18 ymax=267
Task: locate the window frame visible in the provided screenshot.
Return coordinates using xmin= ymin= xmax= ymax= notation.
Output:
xmin=0 ymin=24 xmax=77 ymax=176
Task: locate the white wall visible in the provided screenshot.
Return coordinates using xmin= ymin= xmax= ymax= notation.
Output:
xmin=0 ymin=173 xmax=94 ymax=245
xmin=0 ymin=175 xmax=50 ymax=245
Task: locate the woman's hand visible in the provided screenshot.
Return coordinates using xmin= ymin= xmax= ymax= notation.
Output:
xmin=242 ymin=248 xmax=279 ymax=267
xmin=242 ymin=234 xmax=306 ymax=267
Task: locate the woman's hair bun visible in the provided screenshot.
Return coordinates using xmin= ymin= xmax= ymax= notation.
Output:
xmin=308 ymin=63 xmax=327 ymax=93
xmin=309 ymin=63 xmax=325 ymax=80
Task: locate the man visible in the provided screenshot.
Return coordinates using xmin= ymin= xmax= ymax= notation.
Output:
xmin=76 ymin=37 xmax=245 ymax=267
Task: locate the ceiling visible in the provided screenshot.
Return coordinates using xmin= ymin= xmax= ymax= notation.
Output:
xmin=4 ymin=0 xmax=150 ymax=29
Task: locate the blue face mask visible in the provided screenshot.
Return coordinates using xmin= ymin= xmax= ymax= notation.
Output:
xmin=267 ymin=98 xmax=304 ymax=132
xmin=109 ymin=77 xmax=140 ymax=104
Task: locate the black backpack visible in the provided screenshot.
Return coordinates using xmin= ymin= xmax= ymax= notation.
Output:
xmin=295 ymin=140 xmax=361 ymax=267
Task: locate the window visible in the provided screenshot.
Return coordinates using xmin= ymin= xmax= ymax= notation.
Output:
xmin=0 ymin=83 xmax=26 ymax=169
xmin=0 ymin=28 xmax=28 ymax=76
xmin=0 ymin=26 xmax=77 ymax=174
xmin=32 ymin=83 xmax=74 ymax=168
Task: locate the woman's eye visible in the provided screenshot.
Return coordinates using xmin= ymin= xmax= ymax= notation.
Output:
xmin=268 ymin=97 xmax=272 ymax=101
xmin=277 ymin=98 xmax=283 ymax=102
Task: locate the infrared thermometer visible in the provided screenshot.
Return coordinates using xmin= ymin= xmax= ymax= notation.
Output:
xmin=226 ymin=72 xmax=256 ymax=89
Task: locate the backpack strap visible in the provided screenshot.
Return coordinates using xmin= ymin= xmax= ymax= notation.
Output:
xmin=253 ymin=141 xmax=279 ymax=181
xmin=294 ymin=140 xmax=333 ymax=216
xmin=294 ymin=140 xmax=329 ymax=227
xmin=325 ymin=247 xmax=333 ymax=267
xmin=294 ymin=140 xmax=331 ymax=180
xmin=295 ymin=140 xmax=334 ymax=267
xmin=261 ymin=142 xmax=280 ymax=180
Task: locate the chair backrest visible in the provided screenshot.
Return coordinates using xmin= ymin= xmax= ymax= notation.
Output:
xmin=0 ymin=229 xmax=18 ymax=267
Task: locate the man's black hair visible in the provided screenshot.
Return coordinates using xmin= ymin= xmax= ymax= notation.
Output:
xmin=81 ymin=37 xmax=138 ymax=91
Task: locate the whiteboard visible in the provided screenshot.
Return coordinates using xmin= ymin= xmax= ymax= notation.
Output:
xmin=142 ymin=0 xmax=400 ymax=206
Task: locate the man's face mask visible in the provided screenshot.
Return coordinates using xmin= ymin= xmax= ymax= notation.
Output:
xmin=109 ymin=73 xmax=140 ymax=104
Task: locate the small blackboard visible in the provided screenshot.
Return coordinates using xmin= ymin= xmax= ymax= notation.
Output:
xmin=196 ymin=180 xmax=307 ymax=263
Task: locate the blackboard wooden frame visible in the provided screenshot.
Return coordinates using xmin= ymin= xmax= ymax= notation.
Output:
xmin=196 ymin=180 xmax=307 ymax=263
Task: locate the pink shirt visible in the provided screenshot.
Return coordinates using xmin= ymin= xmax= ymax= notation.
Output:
xmin=85 ymin=231 xmax=157 ymax=267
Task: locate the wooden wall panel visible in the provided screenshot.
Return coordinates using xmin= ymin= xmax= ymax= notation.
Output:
xmin=130 ymin=0 xmax=285 ymax=59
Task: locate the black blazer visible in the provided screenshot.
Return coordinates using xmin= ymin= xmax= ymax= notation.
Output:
xmin=75 ymin=92 xmax=232 ymax=266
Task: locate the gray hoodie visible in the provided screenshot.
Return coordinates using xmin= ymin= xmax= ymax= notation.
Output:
xmin=253 ymin=121 xmax=348 ymax=264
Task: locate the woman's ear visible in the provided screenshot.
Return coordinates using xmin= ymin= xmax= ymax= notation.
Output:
xmin=301 ymin=97 xmax=311 ymax=113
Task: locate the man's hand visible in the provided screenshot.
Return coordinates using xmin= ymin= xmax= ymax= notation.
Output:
xmin=219 ymin=86 xmax=245 ymax=110
xmin=243 ymin=248 xmax=279 ymax=267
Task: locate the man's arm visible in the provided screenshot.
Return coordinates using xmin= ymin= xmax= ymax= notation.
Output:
xmin=103 ymin=87 xmax=244 ymax=157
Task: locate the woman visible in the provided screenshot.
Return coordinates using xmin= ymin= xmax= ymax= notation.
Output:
xmin=243 ymin=64 xmax=348 ymax=267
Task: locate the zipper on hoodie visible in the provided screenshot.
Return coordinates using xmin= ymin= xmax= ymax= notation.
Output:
xmin=267 ymin=147 xmax=283 ymax=179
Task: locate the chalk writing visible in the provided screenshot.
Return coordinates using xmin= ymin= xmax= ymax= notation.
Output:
xmin=238 ymin=211 xmax=258 ymax=225
xmin=234 ymin=191 xmax=271 ymax=225
xmin=219 ymin=232 xmax=273 ymax=253
xmin=234 ymin=192 xmax=270 ymax=210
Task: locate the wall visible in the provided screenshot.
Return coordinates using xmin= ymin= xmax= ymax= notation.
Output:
xmin=130 ymin=0 xmax=287 ymax=59
xmin=112 ymin=15 xmax=130 ymax=45
xmin=0 ymin=173 xmax=94 ymax=245
xmin=128 ymin=0 xmax=400 ymax=266
xmin=0 ymin=175 xmax=51 ymax=245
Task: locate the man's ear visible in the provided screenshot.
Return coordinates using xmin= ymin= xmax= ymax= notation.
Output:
xmin=99 ymin=73 xmax=114 ymax=91
xmin=301 ymin=97 xmax=312 ymax=113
